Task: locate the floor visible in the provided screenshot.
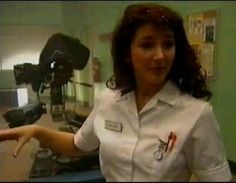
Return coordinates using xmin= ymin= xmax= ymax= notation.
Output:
xmin=0 ymin=105 xmax=59 ymax=181
xmin=0 ymin=102 xmax=92 ymax=182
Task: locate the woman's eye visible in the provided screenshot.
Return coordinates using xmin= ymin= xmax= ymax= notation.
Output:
xmin=137 ymin=40 xmax=175 ymax=50
xmin=140 ymin=42 xmax=154 ymax=49
xmin=163 ymin=40 xmax=175 ymax=49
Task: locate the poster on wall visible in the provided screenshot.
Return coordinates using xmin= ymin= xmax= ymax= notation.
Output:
xmin=186 ymin=10 xmax=218 ymax=79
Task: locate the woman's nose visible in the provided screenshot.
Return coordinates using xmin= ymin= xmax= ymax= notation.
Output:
xmin=153 ymin=46 xmax=164 ymax=61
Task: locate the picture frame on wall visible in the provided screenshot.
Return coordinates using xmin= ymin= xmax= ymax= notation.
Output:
xmin=186 ymin=9 xmax=219 ymax=80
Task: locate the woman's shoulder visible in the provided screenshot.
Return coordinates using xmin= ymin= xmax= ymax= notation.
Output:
xmin=166 ymin=81 xmax=211 ymax=109
xmin=177 ymin=91 xmax=212 ymax=112
xmin=98 ymin=88 xmax=122 ymax=102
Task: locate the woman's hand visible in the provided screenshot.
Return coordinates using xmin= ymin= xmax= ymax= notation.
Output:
xmin=1 ymin=124 xmax=84 ymax=158
xmin=0 ymin=125 xmax=37 ymax=157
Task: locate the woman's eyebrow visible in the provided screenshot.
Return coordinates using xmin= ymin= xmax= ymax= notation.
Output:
xmin=162 ymin=31 xmax=174 ymax=38
xmin=137 ymin=33 xmax=174 ymax=41
xmin=138 ymin=36 xmax=154 ymax=41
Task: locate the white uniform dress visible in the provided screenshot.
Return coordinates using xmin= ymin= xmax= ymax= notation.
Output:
xmin=74 ymin=81 xmax=232 ymax=182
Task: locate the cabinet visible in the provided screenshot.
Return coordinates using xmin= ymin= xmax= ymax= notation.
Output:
xmin=0 ymin=88 xmax=28 ymax=107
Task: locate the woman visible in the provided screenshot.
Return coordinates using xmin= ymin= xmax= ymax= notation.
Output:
xmin=0 ymin=3 xmax=232 ymax=182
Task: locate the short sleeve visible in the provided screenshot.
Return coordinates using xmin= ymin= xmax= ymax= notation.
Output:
xmin=184 ymin=103 xmax=232 ymax=182
xmin=74 ymin=105 xmax=100 ymax=152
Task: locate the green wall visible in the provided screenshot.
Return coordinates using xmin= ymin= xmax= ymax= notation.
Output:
xmin=0 ymin=1 xmax=235 ymax=161
xmin=0 ymin=1 xmax=63 ymax=25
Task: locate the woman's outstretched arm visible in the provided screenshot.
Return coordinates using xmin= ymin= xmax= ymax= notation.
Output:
xmin=0 ymin=124 xmax=87 ymax=157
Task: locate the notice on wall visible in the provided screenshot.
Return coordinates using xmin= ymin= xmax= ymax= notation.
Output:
xmin=199 ymin=43 xmax=215 ymax=77
xmin=186 ymin=10 xmax=218 ymax=79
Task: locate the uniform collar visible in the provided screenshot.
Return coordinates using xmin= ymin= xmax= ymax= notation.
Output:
xmin=115 ymin=80 xmax=179 ymax=106
xmin=157 ymin=80 xmax=179 ymax=106
xmin=114 ymin=90 xmax=129 ymax=102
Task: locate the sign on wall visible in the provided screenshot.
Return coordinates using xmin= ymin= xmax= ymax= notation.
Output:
xmin=186 ymin=9 xmax=218 ymax=79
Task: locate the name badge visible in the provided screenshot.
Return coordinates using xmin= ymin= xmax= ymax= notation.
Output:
xmin=105 ymin=120 xmax=122 ymax=132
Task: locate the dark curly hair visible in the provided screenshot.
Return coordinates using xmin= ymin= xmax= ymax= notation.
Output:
xmin=106 ymin=3 xmax=212 ymax=100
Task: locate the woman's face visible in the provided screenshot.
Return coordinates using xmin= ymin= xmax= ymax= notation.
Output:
xmin=130 ymin=23 xmax=175 ymax=87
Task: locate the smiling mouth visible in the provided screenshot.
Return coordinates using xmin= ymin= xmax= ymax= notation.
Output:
xmin=149 ymin=68 xmax=166 ymax=74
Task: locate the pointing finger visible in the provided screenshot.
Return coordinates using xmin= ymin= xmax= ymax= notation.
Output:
xmin=13 ymin=138 xmax=28 ymax=158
